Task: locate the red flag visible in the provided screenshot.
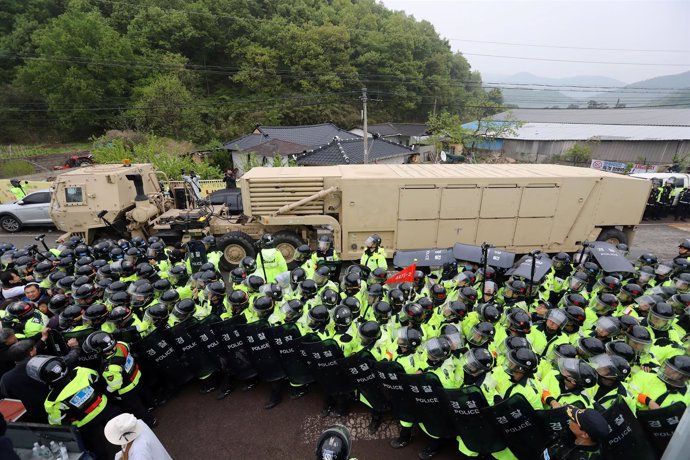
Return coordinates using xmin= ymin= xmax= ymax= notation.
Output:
xmin=384 ymin=263 xmax=416 ymax=284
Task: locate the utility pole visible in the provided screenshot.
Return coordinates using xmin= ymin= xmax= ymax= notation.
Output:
xmin=361 ymin=87 xmax=369 ymax=164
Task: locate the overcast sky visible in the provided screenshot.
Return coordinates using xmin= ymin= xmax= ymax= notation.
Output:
xmin=380 ymin=0 xmax=690 ymax=84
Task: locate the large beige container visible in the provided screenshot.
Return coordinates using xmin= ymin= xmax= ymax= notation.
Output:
xmin=240 ymin=164 xmax=650 ymax=260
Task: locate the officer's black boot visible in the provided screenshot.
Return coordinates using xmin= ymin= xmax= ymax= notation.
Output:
xmin=368 ymin=410 xmax=382 ymax=434
xmin=333 ymin=395 xmax=349 ymax=417
xmin=390 ymin=425 xmax=413 ymax=449
xmin=290 ymin=383 xmax=309 ymax=400
xmin=418 ymin=437 xmax=441 ymax=460
xmin=320 ymin=395 xmax=335 ymax=418
xmin=199 ymin=375 xmax=217 ymax=394
xmin=241 ymin=377 xmax=257 ymax=391
xmin=216 ymin=373 xmax=235 ymax=400
xmin=264 ymin=381 xmax=283 ymax=410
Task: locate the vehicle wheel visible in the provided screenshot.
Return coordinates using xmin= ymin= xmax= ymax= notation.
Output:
xmin=272 ymin=230 xmax=305 ymax=267
xmin=218 ymin=231 xmax=256 ymax=271
xmin=597 ymin=228 xmax=627 ymax=246
xmin=77 ymin=160 xmax=93 ymax=167
xmin=0 ymin=215 xmax=22 ymax=233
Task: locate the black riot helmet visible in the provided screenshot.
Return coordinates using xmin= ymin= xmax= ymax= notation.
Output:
xmin=48 ymin=294 xmax=70 ymax=316
xmin=159 ymin=289 xmax=180 ymax=310
xmin=441 ymin=300 xmax=468 ymax=322
xmin=552 ymin=252 xmax=571 ymax=271
xmin=477 ymin=302 xmax=501 ymax=323
xmin=606 ymin=340 xmax=637 ymax=363
xmin=289 ymin=267 xmax=307 ymax=290
xmin=648 ymin=302 xmax=675 ymax=331
xmin=506 ymin=309 xmax=532 ymax=335
xmin=388 ymin=289 xmax=405 ymax=312
xmin=430 ymin=284 xmax=447 ymax=307
xmin=342 ymin=296 xmax=361 ymax=318
xmin=576 ymin=337 xmax=605 ymax=360
xmin=503 ymin=348 xmax=539 ymax=377
xmin=300 ymin=279 xmax=318 ymax=299
xmin=462 ymin=348 xmax=494 ymax=377
xmin=401 ymin=303 xmax=425 ymax=326
xmin=467 ymin=322 xmax=495 ymax=347
xmin=369 ymin=267 xmax=388 ymax=285
xmin=342 ymin=273 xmax=361 ymax=296
xmin=399 ymin=282 xmax=415 ymax=301
xmin=395 ymin=326 xmax=423 ymax=352
xmin=144 ymin=304 xmax=169 ymax=328
xmin=240 ymin=256 xmax=257 ymax=274
xmin=558 ymin=358 xmax=598 ymax=388
xmin=229 ymin=290 xmax=249 ymax=313
xmin=130 ymin=282 xmax=154 ymax=309
xmin=358 ymin=321 xmax=382 ymax=347
xmin=315 ymin=425 xmax=351 ymax=460
xmin=83 ymin=303 xmax=109 ymax=327
xmin=58 ymin=305 xmax=84 ymax=330
xmin=333 ymin=305 xmax=353 ymax=330
xmin=320 ymin=288 xmax=339 ymax=310
xmin=168 ymin=265 xmax=189 ymax=286
xmin=231 ymin=267 xmax=248 ymax=285
xmin=295 ymin=244 xmax=311 ymax=263
xmin=373 ymin=301 xmax=392 ymax=323
xmin=307 ymin=305 xmax=330 ymax=330
xmin=172 ymin=299 xmax=196 ymax=322
xmin=281 ymin=299 xmax=304 ymax=323
xmin=425 ymin=337 xmax=451 ymax=365
xmin=109 ymin=291 xmax=131 ymax=308
xmin=26 ymin=356 xmax=70 ymax=385
xmin=252 ymin=296 xmax=274 ymax=319
xmin=246 ymin=275 xmax=264 ymax=293
xmin=83 ymin=331 xmax=117 ymax=355
xmin=107 ymin=306 xmax=134 ymax=327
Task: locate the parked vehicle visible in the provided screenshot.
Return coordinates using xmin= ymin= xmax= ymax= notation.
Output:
xmin=0 ymin=189 xmax=54 ymax=232
xmin=53 ymin=154 xmax=94 ymax=170
xmin=49 ymin=163 xmax=650 ymax=269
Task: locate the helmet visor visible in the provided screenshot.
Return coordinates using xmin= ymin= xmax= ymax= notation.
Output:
xmin=467 ymin=325 xmax=491 ymax=347
xmin=655 ymin=264 xmax=673 ymax=277
xmin=658 ymin=360 xmax=690 ymax=387
xmin=461 ymin=350 xmax=491 ymax=376
xmin=648 ymin=310 xmax=673 ymax=331
xmin=595 ymin=316 xmax=620 ymax=336
xmin=364 ymin=237 xmax=375 ymax=248
xmin=625 ymin=333 xmax=652 ymax=354
xmin=442 ymin=328 xmax=464 ymax=350
xmin=592 ymin=296 xmax=616 ymax=315
xmin=590 ymin=354 xmax=617 ymax=379
xmin=568 ymin=276 xmax=586 ymax=291
xmin=318 ymin=240 xmax=329 ymax=251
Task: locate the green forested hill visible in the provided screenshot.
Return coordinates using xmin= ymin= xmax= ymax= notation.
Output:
xmin=0 ymin=0 xmax=492 ymax=143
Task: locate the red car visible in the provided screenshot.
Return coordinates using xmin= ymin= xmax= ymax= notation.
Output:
xmin=53 ymin=154 xmax=94 ymax=170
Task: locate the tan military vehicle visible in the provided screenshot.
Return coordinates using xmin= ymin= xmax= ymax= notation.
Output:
xmin=50 ymin=162 xmax=650 ymax=269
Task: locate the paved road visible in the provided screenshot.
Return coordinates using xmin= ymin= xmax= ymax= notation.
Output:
xmin=2 ymin=221 xmax=689 ymax=458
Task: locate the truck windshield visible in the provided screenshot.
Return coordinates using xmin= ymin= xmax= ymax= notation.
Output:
xmin=65 ymin=186 xmax=84 ymax=203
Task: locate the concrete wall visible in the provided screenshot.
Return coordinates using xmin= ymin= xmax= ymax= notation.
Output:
xmin=502 ymin=139 xmax=690 ymax=165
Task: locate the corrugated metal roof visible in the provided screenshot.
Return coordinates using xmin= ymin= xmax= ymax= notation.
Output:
xmin=503 ymin=123 xmax=690 ymax=141
xmin=492 ymin=108 xmax=690 ymax=126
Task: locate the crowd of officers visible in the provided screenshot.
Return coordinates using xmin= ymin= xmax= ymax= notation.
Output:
xmin=0 ymin=232 xmax=689 ymax=460
xmin=645 ymin=178 xmax=690 ymax=221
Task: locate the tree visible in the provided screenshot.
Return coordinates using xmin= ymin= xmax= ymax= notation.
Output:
xmin=425 ymin=106 xmax=522 ymax=163
xmin=14 ymin=9 xmax=136 ymax=134
xmin=124 ymin=73 xmax=205 ymax=140
xmin=563 ymin=143 xmax=592 ymax=166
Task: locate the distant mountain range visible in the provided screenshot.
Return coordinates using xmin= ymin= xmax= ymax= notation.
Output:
xmin=483 ymin=71 xmax=690 ymax=109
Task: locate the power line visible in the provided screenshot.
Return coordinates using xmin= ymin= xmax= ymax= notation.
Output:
xmin=462 ymin=52 xmax=690 ymax=67
xmin=6 ymin=52 xmax=690 ymax=93
xmin=445 ymin=38 xmax=690 ymax=53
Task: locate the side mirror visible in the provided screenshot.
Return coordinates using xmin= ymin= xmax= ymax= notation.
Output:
xmin=16 ymin=200 xmax=24 ymax=205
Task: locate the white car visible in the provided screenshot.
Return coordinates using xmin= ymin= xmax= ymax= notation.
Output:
xmin=0 ymin=189 xmax=54 ymax=232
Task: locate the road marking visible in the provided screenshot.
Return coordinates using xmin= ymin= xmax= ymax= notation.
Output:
xmin=301 ymin=413 xmax=398 ymax=444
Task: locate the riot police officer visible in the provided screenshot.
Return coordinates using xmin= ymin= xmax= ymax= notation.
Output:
xmin=360 ymin=234 xmax=387 ymax=272
xmin=84 ymin=331 xmax=156 ymax=427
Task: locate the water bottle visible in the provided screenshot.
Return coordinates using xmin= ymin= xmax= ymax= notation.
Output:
xmin=59 ymin=442 xmax=69 ymax=460
xmin=50 ymin=441 xmax=61 ymax=458
xmin=38 ymin=443 xmax=54 ymax=459
xmin=32 ymin=442 xmax=41 ymax=459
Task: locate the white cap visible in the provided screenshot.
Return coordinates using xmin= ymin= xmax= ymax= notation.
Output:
xmin=104 ymin=413 xmax=143 ymax=445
